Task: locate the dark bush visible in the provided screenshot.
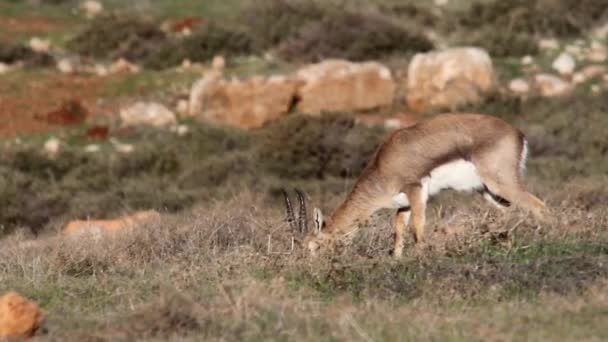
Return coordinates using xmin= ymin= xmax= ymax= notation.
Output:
xmin=240 ymin=0 xmax=326 ymax=49
xmin=256 ymin=113 xmax=386 ymax=179
xmin=144 ymin=23 xmax=255 ymax=69
xmin=67 ymin=14 xmax=167 ymax=61
xmin=460 ymin=0 xmax=608 ymax=37
xmin=0 ymin=43 xmax=54 ymax=67
xmin=278 ymin=11 xmax=433 ymax=62
xmin=460 ymin=29 xmax=539 ymax=57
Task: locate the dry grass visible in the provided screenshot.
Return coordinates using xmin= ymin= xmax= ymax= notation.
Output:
xmin=1 ymin=182 xmax=607 ymax=340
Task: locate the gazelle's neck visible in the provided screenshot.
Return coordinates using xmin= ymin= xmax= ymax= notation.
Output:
xmin=324 ymin=176 xmax=382 ymax=237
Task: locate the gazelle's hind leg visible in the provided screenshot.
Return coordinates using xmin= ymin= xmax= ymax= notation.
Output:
xmin=393 ymin=207 xmax=411 ymax=258
xmin=406 ymin=184 xmax=428 ymax=244
xmin=482 ymin=184 xmax=511 ymax=210
xmin=474 ymin=137 xmax=546 ymax=220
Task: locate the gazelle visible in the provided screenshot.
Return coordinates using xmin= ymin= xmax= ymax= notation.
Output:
xmin=283 ymin=113 xmax=547 ymax=257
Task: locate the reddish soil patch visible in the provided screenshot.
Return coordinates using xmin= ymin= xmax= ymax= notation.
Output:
xmin=0 ymin=16 xmax=64 ymax=42
xmin=0 ymin=73 xmax=120 ymax=137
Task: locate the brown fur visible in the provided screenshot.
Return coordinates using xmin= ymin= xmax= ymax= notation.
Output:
xmin=308 ymin=113 xmax=546 ymax=257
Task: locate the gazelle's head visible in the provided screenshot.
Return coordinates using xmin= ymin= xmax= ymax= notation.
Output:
xmin=281 ymin=189 xmax=331 ymax=256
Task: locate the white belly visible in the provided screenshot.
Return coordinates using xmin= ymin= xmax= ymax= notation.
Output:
xmin=390 ymin=159 xmax=483 ymax=208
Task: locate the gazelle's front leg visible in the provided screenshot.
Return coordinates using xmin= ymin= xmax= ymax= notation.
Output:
xmin=393 ymin=207 xmax=411 ymax=258
xmin=408 ymin=184 xmax=428 ymax=244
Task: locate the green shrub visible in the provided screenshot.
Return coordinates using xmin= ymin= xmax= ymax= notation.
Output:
xmin=460 ymin=29 xmax=539 ymax=57
xmin=256 ymin=113 xmax=386 ymax=179
xmin=460 ymin=0 xmax=608 ymax=37
xmin=239 ymin=0 xmax=326 ymax=49
xmin=278 ymin=11 xmax=433 ymax=62
xmin=67 ymin=14 xmax=167 ymax=61
xmin=144 ymin=23 xmax=255 ymax=69
xmin=0 ymin=43 xmax=54 ymax=67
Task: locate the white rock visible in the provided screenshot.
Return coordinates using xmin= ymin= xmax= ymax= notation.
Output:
xmin=84 ymin=144 xmax=101 ymax=153
xmin=120 ymin=102 xmax=177 ymax=128
xmin=44 ymin=138 xmax=60 ymax=156
xmin=28 ymin=37 xmax=51 ymax=53
xmin=57 ymin=58 xmax=75 ymax=74
xmin=212 ymin=55 xmax=226 ymax=71
xmin=552 ymin=53 xmax=576 ymax=75
xmin=406 ymin=47 xmax=494 ymax=111
xmin=592 ymin=23 xmax=608 ymax=40
xmin=434 ymin=0 xmax=449 ymax=6
xmin=591 ymin=84 xmax=601 ymax=94
xmin=534 ymin=74 xmax=572 ymax=97
xmin=109 ymin=58 xmax=140 ymax=74
xmin=188 ymin=69 xmax=223 ymax=116
xmin=175 ymin=99 xmax=189 ymax=114
xmin=508 ymin=78 xmax=530 ymax=94
xmin=538 ymin=38 xmax=559 ymax=50
xmin=587 ymin=48 xmax=607 ymax=62
xmin=94 ymin=64 xmax=108 ymax=77
xmin=80 ymin=1 xmax=104 ymax=19
xmin=175 ymin=125 xmax=189 ymax=136
xmin=572 ymin=72 xmax=587 ymax=84
xmin=581 ymin=65 xmax=606 ymax=80
xmin=521 ymin=55 xmax=534 ymax=65
xmin=565 ymin=45 xmax=583 ymax=57
xmin=0 ymin=63 xmax=10 ymax=75
xmin=110 ymin=139 xmax=135 ymax=154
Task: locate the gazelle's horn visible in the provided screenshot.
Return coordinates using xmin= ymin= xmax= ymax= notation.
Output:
xmin=295 ymin=189 xmax=307 ymax=233
xmin=281 ymin=189 xmax=297 ymax=232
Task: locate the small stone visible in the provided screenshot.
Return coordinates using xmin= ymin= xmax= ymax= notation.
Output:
xmin=538 ymin=38 xmax=559 ymax=50
xmin=0 ymin=292 xmax=43 ymax=339
xmin=28 ymin=37 xmax=51 ymax=53
xmin=0 ymin=63 xmax=10 ymax=75
xmin=212 ymin=55 xmax=226 ymax=71
xmin=534 ymin=74 xmax=572 ymax=97
xmin=110 ymin=139 xmax=135 ymax=154
xmin=94 ymin=64 xmax=108 ymax=77
xmin=84 ymin=144 xmax=100 ymax=153
xmin=521 ymin=55 xmax=534 ymax=65
xmin=552 ymin=53 xmax=576 ymax=75
xmin=44 ymin=138 xmax=60 ymax=156
xmin=57 ymin=58 xmax=75 ymax=74
xmin=581 ymin=65 xmax=606 ymax=80
xmin=120 ymin=102 xmax=177 ymax=127
xmin=572 ymin=73 xmax=586 ymax=84
xmin=587 ymin=48 xmax=607 ymax=62
xmin=80 ymin=1 xmax=104 ymax=19
xmin=591 ymin=84 xmax=601 ymax=94
xmin=508 ymin=78 xmax=530 ymax=94
xmin=176 ymin=99 xmax=189 ymax=114
xmin=176 ymin=125 xmax=189 ymax=136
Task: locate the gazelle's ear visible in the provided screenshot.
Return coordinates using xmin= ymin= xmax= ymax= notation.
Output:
xmin=313 ymin=208 xmax=323 ymax=235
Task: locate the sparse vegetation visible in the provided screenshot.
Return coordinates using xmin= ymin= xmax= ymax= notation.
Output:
xmin=1 ymin=0 xmax=608 ymax=340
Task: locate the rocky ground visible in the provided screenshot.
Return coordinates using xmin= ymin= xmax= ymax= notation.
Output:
xmin=1 ymin=0 xmax=607 ymax=340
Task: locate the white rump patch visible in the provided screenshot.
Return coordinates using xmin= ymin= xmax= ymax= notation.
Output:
xmin=391 ymin=192 xmax=409 ymax=208
xmin=427 ymin=159 xmax=484 ymax=196
xmin=388 ymin=159 xmax=484 ymax=209
xmin=519 ymin=139 xmax=528 ymax=175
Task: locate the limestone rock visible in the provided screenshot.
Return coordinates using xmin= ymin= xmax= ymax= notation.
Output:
xmin=64 ymin=210 xmax=161 ymax=237
xmin=552 ymin=52 xmax=576 ymax=75
xmin=295 ymin=59 xmax=396 ymax=115
xmin=189 ymin=72 xmax=298 ymax=128
xmin=509 ymin=78 xmax=530 ymax=94
xmin=534 ymin=74 xmax=572 ymax=97
xmin=406 ymin=47 xmax=494 ymax=112
xmin=120 ymin=102 xmax=177 ymax=128
xmin=0 ymin=292 xmax=43 ymax=339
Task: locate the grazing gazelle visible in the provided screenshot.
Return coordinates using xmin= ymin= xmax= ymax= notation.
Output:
xmin=283 ymin=113 xmax=547 ymax=257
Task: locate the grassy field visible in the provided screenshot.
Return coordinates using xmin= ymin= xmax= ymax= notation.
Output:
xmin=1 ymin=0 xmax=608 ymax=340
